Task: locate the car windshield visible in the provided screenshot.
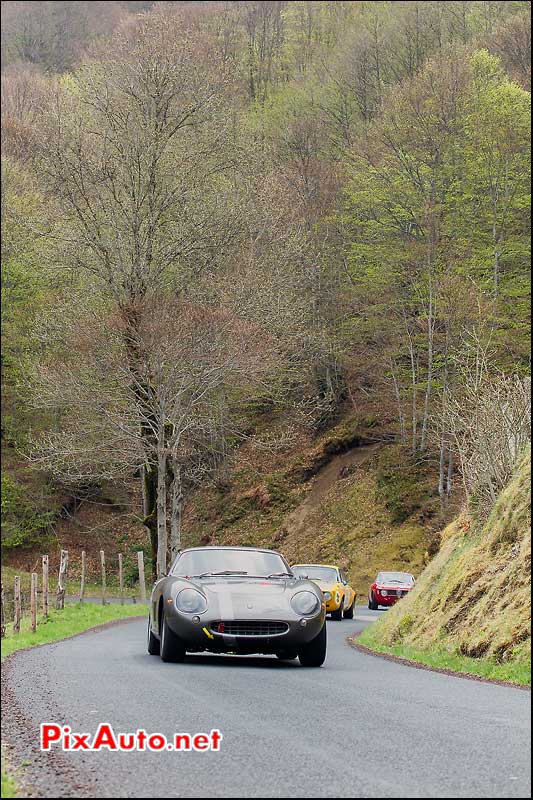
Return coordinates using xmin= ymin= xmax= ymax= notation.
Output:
xmin=376 ymin=572 xmax=414 ymax=585
xmin=292 ymin=566 xmax=338 ymax=582
xmin=171 ymin=549 xmax=291 ymax=578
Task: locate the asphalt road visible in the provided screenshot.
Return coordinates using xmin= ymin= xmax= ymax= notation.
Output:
xmin=4 ymin=607 xmax=531 ymax=798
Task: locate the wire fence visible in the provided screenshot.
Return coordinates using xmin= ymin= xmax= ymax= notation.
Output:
xmin=1 ymin=549 xmax=149 ymax=638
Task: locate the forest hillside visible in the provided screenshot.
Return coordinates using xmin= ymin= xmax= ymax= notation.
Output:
xmin=1 ymin=2 xmax=531 ymax=596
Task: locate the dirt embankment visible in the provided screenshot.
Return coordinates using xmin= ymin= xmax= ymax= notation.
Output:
xmin=280 ymin=443 xmax=382 ymax=546
xmin=187 ymin=419 xmax=438 ymax=596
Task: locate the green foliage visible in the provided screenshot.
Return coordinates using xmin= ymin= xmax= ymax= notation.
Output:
xmin=375 ymin=447 xmax=436 ymax=525
xmin=0 ymin=472 xmax=54 ymax=551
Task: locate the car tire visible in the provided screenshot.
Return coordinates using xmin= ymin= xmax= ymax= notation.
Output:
xmin=368 ymin=593 xmax=378 ymax=611
xmin=331 ymin=600 xmax=344 ymax=620
xmin=160 ymin=609 xmax=186 ymax=663
xmin=276 ymin=650 xmax=298 ymax=661
xmin=298 ymin=622 xmax=327 ymax=667
xmin=343 ymin=599 xmax=355 ymax=619
xmin=147 ymin=616 xmax=160 ymax=655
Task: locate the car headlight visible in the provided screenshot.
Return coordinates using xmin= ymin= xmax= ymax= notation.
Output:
xmin=291 ymin=590 xmax=320 ymax=616
xmin=323 ymin=591 xmax=332 ymax=601
xmin=175 ymin=588 xmax=208 ymax=614
xmin=380 ymin=589 xmax=387 ymax=597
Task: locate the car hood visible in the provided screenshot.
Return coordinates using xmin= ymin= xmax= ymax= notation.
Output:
xmin=309 ymin=580 xmax=340 ymax=593
xmin=197 ymin=577 xmax=297 ymax=597
xmin=179 ymin=576 xmax=315 ymax=618
xmin=163 ymin=574 xmax=323 ymax=620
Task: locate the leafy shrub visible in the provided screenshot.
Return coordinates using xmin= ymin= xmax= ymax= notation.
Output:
xmin=1 ymin=471 xmax=54 ymax=551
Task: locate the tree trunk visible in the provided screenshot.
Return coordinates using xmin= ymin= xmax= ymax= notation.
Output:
xmin=156 ymin=441 xmax=168 ymax=578
xmin=405 ymin=321 xmax=418 ymax=454
xmin=390 ymin=359 xmax=406 ymax=444
xmin=56 ymin=549 xmax=68 ymax=610
xmin=446 ymin=449 xmax=453 ymax=497
xmin=170 ymin=459 xmax=183 ymax=563
xmin=420 ymin=277 xmax=435 ymax=453
xmin=142 ymin=465 xmax=158 ymax=581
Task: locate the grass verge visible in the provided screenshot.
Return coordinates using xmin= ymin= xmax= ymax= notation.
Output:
xmin=1 ymin=602 xmax=148 ymax=660
xmin=1 ymin=603 xmax=148 ymax=798
xmin=356 ymin=624 xmax=531 ymax=687
xmin=1 ymin=764 xmax=17 ymax=800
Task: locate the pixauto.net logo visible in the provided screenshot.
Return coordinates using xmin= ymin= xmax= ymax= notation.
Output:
xmin=40 ymin=723 xmax=223 ymax=753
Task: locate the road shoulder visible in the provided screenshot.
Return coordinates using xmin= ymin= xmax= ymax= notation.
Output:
xmin=348 ymin=631 xmax=531 ymax=690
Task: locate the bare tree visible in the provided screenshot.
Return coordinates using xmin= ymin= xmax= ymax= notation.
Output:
xmin=441 ymin=334 xmax=531 ymax=515
xmin=28 ymin=292 xmax=280 ymax=574
xmin=28 ymin=8 xmax=321 ymax=576
xmin=34 ymin=8 xmax=240 ymax=574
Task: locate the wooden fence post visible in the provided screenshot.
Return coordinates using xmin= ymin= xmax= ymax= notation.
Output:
xmin=31 ymin=573 xmax=38 ymax=633
xmin=137 ymin=551 xmax=146 ymax=604
xmin=80 ymin=550 xmax=86 ymax=604
xmin=100 ymin=550 xmax=106 ymax=605
xmin=1 ymin=583 xmax=5 ymax=638
xmin=56 ymin=549 xmax=68 ymax=610
xmin=14 ymin=576 xmax=21 ymax=634
xmin=118 ymin=553 xmax=124 ymax=605
xmin=42 ymin=555 xmax=49 ymax=618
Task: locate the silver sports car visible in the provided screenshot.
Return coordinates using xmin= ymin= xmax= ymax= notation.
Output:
xmin=147 ymin=546 xmax=327 ymax=667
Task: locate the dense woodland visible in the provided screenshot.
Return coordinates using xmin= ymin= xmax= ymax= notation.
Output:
xmin=1 ymin=1 xmax=531 ymax=579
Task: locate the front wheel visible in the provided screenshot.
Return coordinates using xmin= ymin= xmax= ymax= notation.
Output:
xmin=147 ymin=616 xmax=160 ymax=655
xmin=298 ymin=623 xmax=327 ymax=667
xmin=331 ymin=599 xmax=344 ymax=621
xmin=276 ymin=650 xmax=298 ymax=661
xmin=160 ymin=609 xmax=186 ymax=663
xmin=343 ymin=598 xmax=355 ymax=619
xmin=368 ymin=593 xmax=378 ymax=611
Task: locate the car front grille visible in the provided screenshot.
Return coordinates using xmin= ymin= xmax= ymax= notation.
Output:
xmin=210 ymin=621 xmax=289 ymax=637
xmin=381 ymin=589 xmax=408 ymax=597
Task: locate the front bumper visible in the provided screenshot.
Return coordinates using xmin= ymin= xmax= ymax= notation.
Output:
xmin=374 ymin=590 xmax=411 ymax=606
xmin=165 ymin=607 xmax=326 ymax=654
xmin=376 ymin=595 xmax=398 ymax=606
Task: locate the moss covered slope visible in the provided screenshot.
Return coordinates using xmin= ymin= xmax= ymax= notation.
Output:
xmin=362 ymin=449 xmax=531 ymax=676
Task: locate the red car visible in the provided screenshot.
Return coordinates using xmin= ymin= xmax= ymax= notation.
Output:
xmin=368 ymin=571 xmax=415 ymax=609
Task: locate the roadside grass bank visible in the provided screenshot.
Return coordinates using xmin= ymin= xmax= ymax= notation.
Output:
xmin=356 ymin=450 xmax=531 ymax=689
xmin=354 ymin=626 xmax=531 ymax=687
xmin=1 ymin=604 xmax=148 ymax=798
xmin=1 ymin=602 xmax=148 ymax=660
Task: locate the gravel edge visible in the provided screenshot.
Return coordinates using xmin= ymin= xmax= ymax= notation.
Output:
xmin=2 ymin=615 xmax=146 ymax=798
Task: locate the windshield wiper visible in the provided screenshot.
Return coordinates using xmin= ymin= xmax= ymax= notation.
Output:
xmin=195 ymin=570 xmax=248 ymax=578
xmin=265 ymin=572 xmax=293 ymax=579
